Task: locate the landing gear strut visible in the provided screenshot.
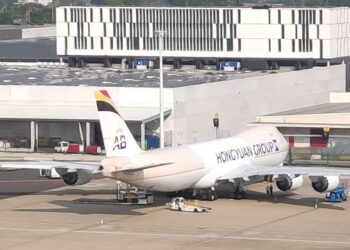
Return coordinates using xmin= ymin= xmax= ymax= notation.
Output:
xmin=168 ymin=187 xmax=218 ymax=201
xmin=207 ymin=187 xmax=218 ymax=201
xmin=232 ymin=182 xmax=246 ymax=200
xmin=195 ymin=187 xmax=218 ymax=201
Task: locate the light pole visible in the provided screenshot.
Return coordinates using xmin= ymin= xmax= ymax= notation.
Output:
xmin=156 ymin=30 xmax=166 ymax=149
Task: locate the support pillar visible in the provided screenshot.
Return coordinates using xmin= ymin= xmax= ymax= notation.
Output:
xmin=127 ymin=57 xmax=133 ymax=69
xmin=30 ymin=121 xmax=35 ymax=152
xmin=103 ymin=57 xmax=112 ymax=68
xmin=68 ymin=57 xmax=77 ymax=67
xmin=77 ymin=58 xmax=86 ymax=68
xmin=141 ymin=122 xmax=146 ymax=150
xmin=35 ymin=121 xmax=38 ymax=152
xmin=173 ymin=59 xmax=182 ymax=69
xmin=86 ymin=122 xmax=91 ymax=147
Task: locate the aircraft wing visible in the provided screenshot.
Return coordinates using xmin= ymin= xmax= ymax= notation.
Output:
xmin=218 ymin=165 xmax=350 ymax=180
xmin=0 ymin=161 xmax=101 ymax=173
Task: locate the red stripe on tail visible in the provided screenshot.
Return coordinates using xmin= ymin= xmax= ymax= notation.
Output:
xmin=100 ymin=90 xmax=111 ymax=98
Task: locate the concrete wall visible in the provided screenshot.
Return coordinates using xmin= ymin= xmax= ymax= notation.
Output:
xmin=0 ymin=85 xmax=173 ymax=115
xmin=172 ymin=64 xmax=346 ymax=145
xmin=330 ymin=92 xmax=350 ymax=103
xmin=22 ymin=26 xmax=56 ymax=39
xmin=0 ymin=28 xmax=21 ymax=41
xmin=0 ymin=26 xmax=56 ymax=41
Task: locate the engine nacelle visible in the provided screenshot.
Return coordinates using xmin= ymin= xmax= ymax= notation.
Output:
xmin=276 ymin=175 xmax=303 ymax=191
xmin=62 ymin=169 xmax=94 ymax=186
xmin=311 ymin=176 xmax=339 ymax=193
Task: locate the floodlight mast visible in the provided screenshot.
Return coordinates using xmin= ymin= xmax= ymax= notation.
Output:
xmin=155 ymin=30 xmax=166 ymax=149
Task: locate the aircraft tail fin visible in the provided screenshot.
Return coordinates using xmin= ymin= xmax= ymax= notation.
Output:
xmin=95 ymin=90 xmax=143 ymax=157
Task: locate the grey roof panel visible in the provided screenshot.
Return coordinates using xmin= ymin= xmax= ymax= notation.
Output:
xmin=0 ymin=65 xmax=290 ymax=88
xmin=266 ymin=103 xmax=350 ymax=116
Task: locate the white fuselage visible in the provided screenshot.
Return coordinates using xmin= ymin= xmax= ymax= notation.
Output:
xmin=102 ymin=126 xmax=289 ymax=192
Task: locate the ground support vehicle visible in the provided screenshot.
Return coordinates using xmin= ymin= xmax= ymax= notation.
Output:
xmin=166 ymin=197 xmax=210 ymax=212
xmin=326 ymin=184 xmax=348 ymax=202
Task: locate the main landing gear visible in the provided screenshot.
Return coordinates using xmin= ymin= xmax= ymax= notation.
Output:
xmin=206 ymin=187 xmax=218 ymax=201
xmin=231 ymin=181 xmax=246 ymax=200
xmin=196 ymin=187 xmax=218 ymax=201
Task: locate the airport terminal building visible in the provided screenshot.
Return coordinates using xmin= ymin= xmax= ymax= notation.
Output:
xmin=0 ymin=63 xmax=345 ymax=153
xmin=0 ymin=5 xmax=350 ymax=163
xmin=56 ymin=6 xmax=350 ymax=68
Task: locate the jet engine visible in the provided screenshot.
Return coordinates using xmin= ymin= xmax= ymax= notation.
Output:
xmin=62 ymin=169 xmax=94 ymax=186
xmin=276 ymin=175 xmax=303 ymax=191
xmin=311 ymin=176 xmax=339 ymax=193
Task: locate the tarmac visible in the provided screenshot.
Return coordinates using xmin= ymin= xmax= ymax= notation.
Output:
xmin=0 ymin=168 xmax=349 ymax=250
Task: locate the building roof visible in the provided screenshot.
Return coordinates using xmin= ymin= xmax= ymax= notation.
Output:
xmin=0 ymin=64 xmax=292 ymax=88
xmin=264 ymin=103 xmax=350 ymax=116
xmin=0 ymin=100 xmax=171 ymax=122
xmin=251 ymin=103 xmax=350 ymax=128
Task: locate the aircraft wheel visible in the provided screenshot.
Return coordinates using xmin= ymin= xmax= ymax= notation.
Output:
xmin=194 ymin=208 xmax=198 ymax=213
xmin=178 ymin=207 xmax=182 ymax=211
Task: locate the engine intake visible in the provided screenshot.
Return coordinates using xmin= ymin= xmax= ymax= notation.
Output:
xmin=276 ymin=175 xmax=303 ymax=191
xmin=62 ymin=172 xmax=78 ymax=185
xmin=311 ymin=176 xmax=339 ymax=193
xmin=62 ymin=169 xmax=94 ymax=186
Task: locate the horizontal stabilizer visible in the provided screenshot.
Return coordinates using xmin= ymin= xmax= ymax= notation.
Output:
xmin=113 ymin=162 xmax=174 ymax=173
xmin=0 ymin=161 xmax=101 ymax=173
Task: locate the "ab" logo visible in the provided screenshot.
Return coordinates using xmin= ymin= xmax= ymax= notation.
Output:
xmin=113 ymin=135 xmax=127 ymax=150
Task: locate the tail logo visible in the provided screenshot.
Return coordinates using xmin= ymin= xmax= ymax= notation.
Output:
xmin=113 ymin=135 xmax=127 ymax=150
xmin=113 ymin=128 xmax=127 ymax=150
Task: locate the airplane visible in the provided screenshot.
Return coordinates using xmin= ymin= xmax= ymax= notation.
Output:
xmin=2 ymin=89 xmax=350 ymax=200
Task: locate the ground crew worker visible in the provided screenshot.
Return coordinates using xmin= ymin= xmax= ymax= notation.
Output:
xmin=266 ymin=185 xmax=270 ymax=195
xmin=269 ymin=184 xmax=273 ymax=196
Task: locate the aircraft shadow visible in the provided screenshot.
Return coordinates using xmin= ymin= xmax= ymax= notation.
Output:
xmin=215 ymin=185 xmax=344 ymax=210
xmin=0 ymin=189 xmax=118 ymax=199
xmin=246 ymin=191 xmax=344 ymax=210
xmin=13 ymin=198 xmax=167 ymax=216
